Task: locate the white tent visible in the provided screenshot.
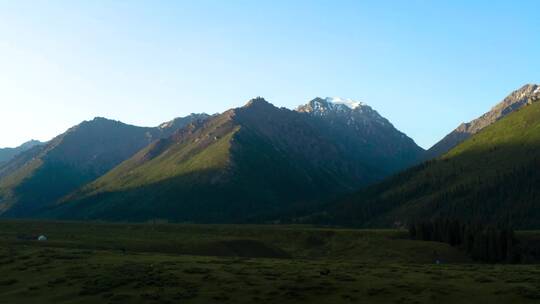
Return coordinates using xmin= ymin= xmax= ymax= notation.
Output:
xmin=37 ymin=235 xmax=47 ymax=241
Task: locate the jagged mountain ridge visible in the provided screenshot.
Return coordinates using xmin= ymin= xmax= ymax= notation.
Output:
xmin=297 ymin=97 xmax=424 ymax=174
xmin=50 ymin=97 xmax=424 ymax=222
xmin=426 ymin=84 xmax=540 ymax=159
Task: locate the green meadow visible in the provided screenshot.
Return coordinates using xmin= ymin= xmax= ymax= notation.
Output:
xmin=1 ymin=220 xmax=539 ymax=303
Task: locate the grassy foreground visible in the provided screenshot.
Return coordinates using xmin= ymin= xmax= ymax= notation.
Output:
xmin=0 ymin=221 xmax=539 ymax=303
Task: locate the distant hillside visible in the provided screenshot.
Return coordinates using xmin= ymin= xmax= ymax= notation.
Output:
xmin=425 ymin=84 xmax=540 ymax=159
xmin=0 ymin=114 xmax=208 ymax=217
xmin=51 ymin=97 xmax=423 ymax=222
xmin=323 ymin=93 xmax=540 ymax=228
xmin=0 ymin=140 xmax=43 ymax=165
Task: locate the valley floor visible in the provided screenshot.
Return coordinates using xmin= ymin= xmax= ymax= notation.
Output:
xmin=0 ymin=221 xmax=539 ymax=303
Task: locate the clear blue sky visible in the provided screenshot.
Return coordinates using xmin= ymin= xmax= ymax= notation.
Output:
xmin=1 ymin=0 xmax=538 ymax=149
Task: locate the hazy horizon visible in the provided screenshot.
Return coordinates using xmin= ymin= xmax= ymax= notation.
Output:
xmin=1 ymin=1 xmax=539 ymax=149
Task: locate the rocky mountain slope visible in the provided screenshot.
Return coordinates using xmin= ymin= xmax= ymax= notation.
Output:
xmin=297 ymin=97 xmax=424 ymax=174
xmin=425 ymin=84 xmax=540 ymax=159
xmin=50 ymin=97 xmax=423 ymax=222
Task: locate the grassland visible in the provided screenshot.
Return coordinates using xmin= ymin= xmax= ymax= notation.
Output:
xmin=1 ymin=221 xmax=540 ymax=303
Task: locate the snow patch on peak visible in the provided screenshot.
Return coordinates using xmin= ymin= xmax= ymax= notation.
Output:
xmin=534 ymin=86 xmax=540 ymax=94
xmin=159 ymin=121 xmax=174 ymax=129
xmin=325 ymin=97 xmax=364 ymax=109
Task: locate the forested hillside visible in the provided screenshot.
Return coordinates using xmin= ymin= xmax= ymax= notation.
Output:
xmin=322 ymin=97 xmax=540 ymax=229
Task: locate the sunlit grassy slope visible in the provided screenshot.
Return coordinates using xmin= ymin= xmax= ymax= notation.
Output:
xmin=82 ymin=113 xmax=238 ymax=193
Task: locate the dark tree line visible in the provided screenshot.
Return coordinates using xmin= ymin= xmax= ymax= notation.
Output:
xmin=326 ymin=156 xmax=540 ymax=229
xmin=408 ymin=218 xmax=520 ymax=263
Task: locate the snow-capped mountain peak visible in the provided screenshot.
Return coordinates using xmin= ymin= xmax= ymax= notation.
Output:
xmin=295 ymin=97 xmax=392 ymax=128
xmin=296 ymin=97 xmax=366 ymax=114
xmin=158 ymin=121 xmax=174 ymax=129
xmin=324 ymin=97 xmax=364 ymax=109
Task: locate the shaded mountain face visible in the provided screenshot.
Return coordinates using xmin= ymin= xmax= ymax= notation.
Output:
xmin=0 ymin=114 xmax=209 ymax=217
xmin=297 ymin=97 xmax=424 ymax=174
xmin=426 ymin=84 xmax=540 ymax=159
xmin=322 ymin=93 xmax=540 ymax=229
xmin=0 ymin=140 xmax=43 ymax=165
xmin=51 ymin=97 xmax=423 ymax=223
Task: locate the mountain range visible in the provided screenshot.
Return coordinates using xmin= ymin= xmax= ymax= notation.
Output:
xmin=0 ymin=114 xmax=208 ymax=217
xmin=0 ymin=96 xmax=422 ymax=221
xmin=46 ymin=97 xmax=422 ymax=222
xmin=1 ymin=84 xmax=540 ymax=226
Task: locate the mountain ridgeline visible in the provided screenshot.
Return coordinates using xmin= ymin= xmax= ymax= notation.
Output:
xmin=322 ymin=86 xmax=540 ymax=228
xmin=0 ymin=114 xmax=209 ymax=217
xmin=425 ymin=84 xmax=540 ymax=159
xmin=49 ymin=97 xmax=423 ymax=222
xmin=0 ymin=140 xmax=43 ymax=165
xmin=3 ymin=85 xmax=540 ymax=226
